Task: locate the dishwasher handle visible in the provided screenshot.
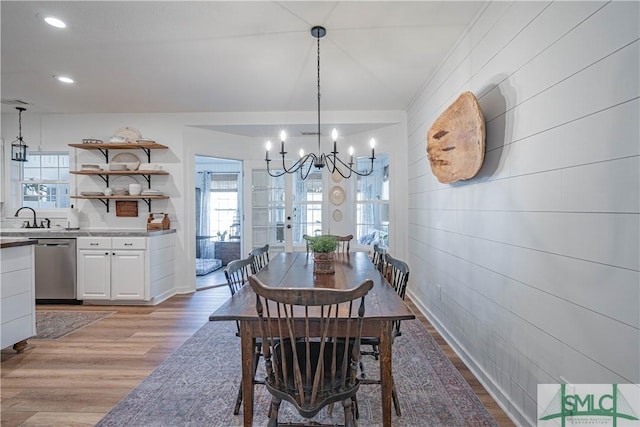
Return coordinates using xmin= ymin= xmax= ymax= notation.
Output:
xmin=37 ymin=243 xmax=71 ymax=247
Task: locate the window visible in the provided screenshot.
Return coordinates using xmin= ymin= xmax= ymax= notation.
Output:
xmin=292 ymin=171 xmax=323 ymax=243
xmin=20 ymin=152 xmax=70 ymax=209
xmin=356 ymin=154 xmax=389 ymax=247
xmin=209 ymin=173 xmax=240 ymax=240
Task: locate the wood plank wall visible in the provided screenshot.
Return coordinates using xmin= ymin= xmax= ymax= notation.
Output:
xmin=405 ymin=2 xmax=639 ymax=425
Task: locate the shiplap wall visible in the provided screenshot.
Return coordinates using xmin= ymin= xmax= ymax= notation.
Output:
xmin=405 ymin=2 xmax=639 ymax=425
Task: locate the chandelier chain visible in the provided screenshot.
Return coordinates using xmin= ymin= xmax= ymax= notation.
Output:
xmin=264 ymin=25 xmax=376 ymax=179
xmin=18 ymin=108 xmax=23 ymax=141
xmin=316 ymin=34 xmax=322 ymax=155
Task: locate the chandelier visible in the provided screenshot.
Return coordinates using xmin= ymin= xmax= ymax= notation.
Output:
xmin=265 ymin=26 xmax=376 ymax=180
xmin=11 ymin=107 xmax=28 ymax=162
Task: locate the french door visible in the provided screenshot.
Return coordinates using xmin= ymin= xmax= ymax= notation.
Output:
xmin=244 ymin=161 xmax=325 ymax=253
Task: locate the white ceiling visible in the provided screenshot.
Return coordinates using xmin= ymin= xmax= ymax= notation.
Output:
xmin=1 ymin=1 xmax=485 ymax=136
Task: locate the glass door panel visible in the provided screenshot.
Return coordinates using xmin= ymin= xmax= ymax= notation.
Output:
xmin=249 ymin=168 xmax=290 ymax=252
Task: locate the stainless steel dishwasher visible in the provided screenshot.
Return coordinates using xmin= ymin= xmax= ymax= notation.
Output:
xmin=34 ymin=238 xmax=78 ymax=303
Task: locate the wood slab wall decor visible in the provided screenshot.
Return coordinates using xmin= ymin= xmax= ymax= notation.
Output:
xmin=426 ymin=91 xmax=486 ymax=183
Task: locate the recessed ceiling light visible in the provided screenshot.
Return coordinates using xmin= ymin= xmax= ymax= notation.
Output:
xmin=38 ymin=14 xmax=66 ymax=28
xmin=54 ymin=75 xmax=74 ymax=84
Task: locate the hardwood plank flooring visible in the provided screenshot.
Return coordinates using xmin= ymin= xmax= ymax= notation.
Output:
xmin=1 ymin=286 xmax=514 ymax=426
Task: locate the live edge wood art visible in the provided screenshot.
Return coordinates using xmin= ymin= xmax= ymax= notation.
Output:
xmin=427 ymin=91 xmax=486 ymax=183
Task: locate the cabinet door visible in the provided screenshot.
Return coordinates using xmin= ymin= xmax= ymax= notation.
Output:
xmin=111 ymin=250 xmax=146 ymax=300
xmin=77 ymin=250 xmax=111 ymax=300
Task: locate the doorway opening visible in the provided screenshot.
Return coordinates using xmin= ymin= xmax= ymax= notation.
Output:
xmin=195 ymin=156 xmax=242 ymax=290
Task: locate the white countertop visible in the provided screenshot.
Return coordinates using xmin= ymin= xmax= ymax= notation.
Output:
xmin=0 ymin=228 xmax=176 ymax=238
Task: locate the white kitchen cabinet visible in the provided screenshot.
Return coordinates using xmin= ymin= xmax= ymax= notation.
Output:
xmin=111 ymin=249 xmax=145 ymax=299
xmin=77 ymin=249 xmax=111 ymax=299
xmin=77 ymin=233 xmax=175 ymax=304
xmin=1 ymin=241 xmax=37 ymax=352
xmin=77 ymin=237 xmax=146 ymax=301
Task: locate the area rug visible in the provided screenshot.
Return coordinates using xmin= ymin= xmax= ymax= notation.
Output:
xmin=96 ymin=319 xmax=498 ymax=427
xmin=34 ymin=311 xmax=115 ymax=339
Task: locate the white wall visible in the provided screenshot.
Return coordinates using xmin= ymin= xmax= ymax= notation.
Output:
xmin=406 ymin=2 xmax=639 ymax=425
xmin=1 ymin=110 xmax=406 ymax=293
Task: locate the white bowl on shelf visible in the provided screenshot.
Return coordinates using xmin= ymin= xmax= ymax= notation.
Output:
xmin=109 ymin=163 xmax=128 ymax=171
xmin=129 ymin=183 xmax=142 ymax=196
xmin=80 ymin=164 xmax=101 ymax=171
xmin=112 ymin=188 xmax=128 ymax=196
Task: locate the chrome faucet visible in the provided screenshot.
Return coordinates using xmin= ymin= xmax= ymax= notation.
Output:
xmin=14 ymin=207 xmax=40 ymax=228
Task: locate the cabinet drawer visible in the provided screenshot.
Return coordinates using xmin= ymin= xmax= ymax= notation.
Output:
xmin=78 ymin=237 xmax=111 ymax=250
xmin=1 ymin=268 xmax=33 ymax=299
xmin=1 ymin=315 xmax=35 ymax=350
xmin=0 ymin=245 xmax=33 ymax=272
xmin=1 ymin=291 xmax=33 ymax=324
xmin=112 ymin=237 xmax=146 ymax=250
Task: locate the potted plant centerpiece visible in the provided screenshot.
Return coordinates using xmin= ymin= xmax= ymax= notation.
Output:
xmin=308 ymin=235 xmax=338 ymax=274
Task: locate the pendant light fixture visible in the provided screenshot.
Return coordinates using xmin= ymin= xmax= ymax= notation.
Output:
xmin=265 ymin=26 xmax=376 ymax=180
xmin=11 ymin=107 xmax=28 ymax=162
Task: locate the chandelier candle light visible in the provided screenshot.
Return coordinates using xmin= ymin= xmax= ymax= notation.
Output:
xmin=265 ymin=26 xmax=376 ymax=180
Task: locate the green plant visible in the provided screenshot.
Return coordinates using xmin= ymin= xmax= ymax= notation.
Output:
xmin=307 ymin=235 xmax=338 ymax=253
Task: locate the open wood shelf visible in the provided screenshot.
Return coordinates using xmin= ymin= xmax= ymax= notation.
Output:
xmin=71 ymin=195 xmax=169 ymax=213
xmin=69 ymin=142 xmax=170 ymax=213
xmin=70 ymin=170 xmax=169 ymax=176
xmin=71 ymin=195 xmax=169 ymax=200
xmin=68 ymin=142 xmax=168 ymax=150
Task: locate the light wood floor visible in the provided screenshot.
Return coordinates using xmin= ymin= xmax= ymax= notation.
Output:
xmin=1 ymin=287 xmax=514 ymax=427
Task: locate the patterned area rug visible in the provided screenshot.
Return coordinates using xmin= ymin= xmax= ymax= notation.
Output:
xmin=97 ymin=320 xmax=498 ymax=427
xmin=34 ymin=311 xmax=114 ymax=339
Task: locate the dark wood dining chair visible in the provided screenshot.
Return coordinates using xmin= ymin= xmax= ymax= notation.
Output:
xmin=372 ymin=243 xmax=386 ymax=273
xmin=331 ymin=234 xmax=353 ymax=254
xmin=249 ymin=244 xmax=269 ymax=272
xmin=303 ymin=234 xmax=313 ymax=253
xmin=384 ymin=253 xmax=410 ymax=338
xmin=249 ymin=274 xmax=373 ymax=427
xmin=360 ymin=252 xmax=410 ymax=416
xmin=224 ymin=255 xmax=262 ymax=415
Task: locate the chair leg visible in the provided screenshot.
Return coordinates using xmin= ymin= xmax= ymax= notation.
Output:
xmin=233 ymin=384 xmax=243 ymax=415
xmin=342 ymin=398 xmax=355 ymax=427
xmin=352 ymin=395 xmax=359 ymax=419
xmin=267 ymin=397 xmax=281 ymax=427
xmin=392 ymin=380 xmax=401 ymax=416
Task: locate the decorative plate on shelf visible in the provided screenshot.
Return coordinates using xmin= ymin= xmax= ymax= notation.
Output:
xmin=111 ymin=152 xmax=140 ymax=171
xmin=114 ymin=127 xmax=142 ymax=143
xmin=111 ymin=175 xmax=139 ymax=191
xmin=332 ymin=209 xmax=343 ymax=222
xmin=331 ymin=170 xmax=342 ymax=183
xmin=329 ymin=185 xmax=345 ymax=206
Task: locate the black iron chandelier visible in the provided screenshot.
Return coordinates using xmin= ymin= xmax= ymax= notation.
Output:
xmin=265 ymin=26 xmax=376 ymax=180
xmin=11 ymin=107 xmax=28 ymax=162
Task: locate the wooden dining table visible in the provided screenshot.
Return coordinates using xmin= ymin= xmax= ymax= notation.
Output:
xmin=209 ymin=251 xmax=415 ymax=427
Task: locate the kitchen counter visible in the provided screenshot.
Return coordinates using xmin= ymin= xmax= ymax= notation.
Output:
xmin=1 ymin=238 xmax=36 ymax=352
xmin=0 ymin=238 xmax=37 ymax=249
xmin=0 ymin=229 xmax=176 ymax=238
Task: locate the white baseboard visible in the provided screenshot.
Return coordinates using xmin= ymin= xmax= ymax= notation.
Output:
xmin=407 ymin=290 xmax=529 ymax=426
